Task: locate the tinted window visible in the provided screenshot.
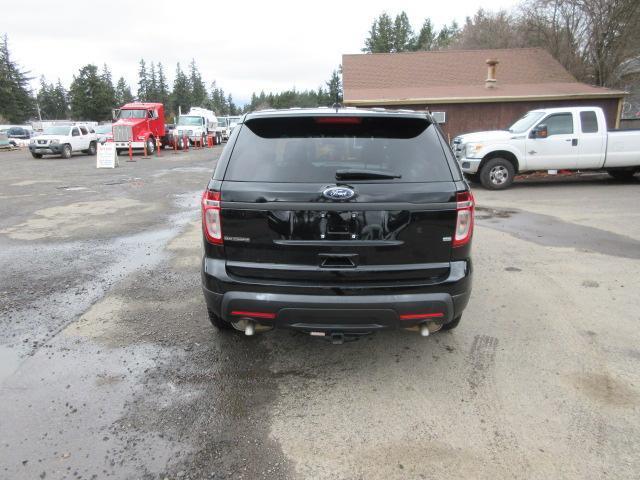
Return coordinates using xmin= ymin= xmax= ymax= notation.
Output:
xmin=544 ymin=114 xmax=573 ymax=136
xmin=72 ymin=128 xmax=80 ymax=137
xmin=225 ymin=116 xmax=452 ymax=183
xmin=580 ymin=111 xmax=599 ymax=133
xmin=79 ymin=126 xmax=88 ymax=135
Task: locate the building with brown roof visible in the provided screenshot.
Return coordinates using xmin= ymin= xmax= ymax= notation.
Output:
xmin=342 ymin=48 xmax=626 ymax=138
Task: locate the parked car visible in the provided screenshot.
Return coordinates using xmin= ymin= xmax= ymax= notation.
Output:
xmin=94 ymin=124 xmax=113 ymax=144
xmin=201 ymin=108 xmax=474 ymax=342
xmin=29 ymin=125 xmax=97 ymax=158
xmin=452 ymin=106 xmax=640 ymax=189
xmin=6 ymin=126 xmax=32 ymax=140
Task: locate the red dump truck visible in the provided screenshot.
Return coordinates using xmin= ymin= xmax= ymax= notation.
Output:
xmin=112 ymin=102 xmax=171 ymax=155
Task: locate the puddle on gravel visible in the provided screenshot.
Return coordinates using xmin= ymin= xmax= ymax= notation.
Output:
xmin=477 ymin=206 xmax=640 ymax=259
xmin=0 ymin=191 xmax=202 ymax=379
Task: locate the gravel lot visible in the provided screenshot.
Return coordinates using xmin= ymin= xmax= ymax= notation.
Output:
xmin=1 ymin=147 xmax=639 ymax=479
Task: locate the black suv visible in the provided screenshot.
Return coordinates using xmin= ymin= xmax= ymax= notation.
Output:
xmin=201 ymin=108 xmax=473 ymax=341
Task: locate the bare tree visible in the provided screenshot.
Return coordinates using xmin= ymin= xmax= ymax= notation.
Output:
xmin=519 ymin=0 xmax=640 ymax=87
xmin=454 ymin=9 xmax=527 ymax=50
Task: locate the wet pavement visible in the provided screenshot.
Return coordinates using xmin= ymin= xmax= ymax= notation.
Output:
xmin=1 ymin=149 xmax=639 ymax=479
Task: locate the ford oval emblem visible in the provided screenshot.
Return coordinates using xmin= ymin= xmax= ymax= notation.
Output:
xmin=322 ymin=186 xmax=355 ymax=201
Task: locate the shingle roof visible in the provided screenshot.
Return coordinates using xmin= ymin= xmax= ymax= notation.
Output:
xmin=342 ymin=48 xmax=625 ymax=104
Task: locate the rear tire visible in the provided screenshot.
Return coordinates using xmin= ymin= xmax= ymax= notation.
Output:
xmin=31 ymin=152 xmax=42 ymax=159
xmin=607 ymin=169 xmax=637 ymax=181
xmin=207 ymin=309 xmax=233 ymax=330
xmin=441 ymin=315 xmax=462 ymax=331
xmin=480 ymin=157 xmax=515 ymax=190
xmin=61 ymin=144 xmax=72 ymax=159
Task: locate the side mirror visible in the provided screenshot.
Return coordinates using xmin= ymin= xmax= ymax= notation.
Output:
xmin=112 ymin=109 xmax=119 ymax=121
xmin=531 ymin=124 xmax=548 ymax=139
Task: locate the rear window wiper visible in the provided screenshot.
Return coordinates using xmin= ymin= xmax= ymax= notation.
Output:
xmin=335 ymin=169 xmax=402 ymax=180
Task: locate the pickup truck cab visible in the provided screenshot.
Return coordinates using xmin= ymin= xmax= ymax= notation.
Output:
xmin=29 ymin=125 xmax=97 ymax=159
xmin=452 ymin=107 xmax=640 ymax=189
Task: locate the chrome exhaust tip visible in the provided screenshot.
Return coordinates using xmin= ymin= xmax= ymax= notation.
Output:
xmin=420 ymin=323 xmax=430 ymax=337
xmin=245 ymin=322 xmax=255 ymax=336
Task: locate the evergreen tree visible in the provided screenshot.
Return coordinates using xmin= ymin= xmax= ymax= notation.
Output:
xmin=227 ymin=94 xmax=237 ymax=115
xmin=148 ymin=62 xmax=158 ymax=101
xmin=393 ymin=12 xmax=414 ymax=52
xmin=0 ymin=34 xmax=35 ymax=123
xmin=51 ymin=80 xmax=69 ymax=118
xmin=326 ymin=68 xmax=343 ymax=104
xmin=37 ymin=77 xmax=68 ymax=119
xmin=189 ymin=59 xmax=207 ymax=107
xmin=434 ymin=21 xmax=460 ymax=49
xmin=171 ymin=62 xmax=191 ymax=115
xmin=363 ymin=13 xmax=395 ymax=53
xmin=414 ymin=19 xmax=436 ymax=51
xmin=97 ymin=64 xmax=116 ymax=115
xmin=137 ymin=58 xmax=148 ymax=101
xmin=156 ymin=62 xmax=169 ymax=107
xmin=69 ymin=64 xmax=113 ymax=121
xmin=36 ymin=77 xmax=54 ymax=119
xmin=115 ymin=77 xmax=134 ymax=106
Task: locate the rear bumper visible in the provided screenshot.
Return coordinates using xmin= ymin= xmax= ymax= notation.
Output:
xmin=202 ymin=258 xmax=472 ymax=333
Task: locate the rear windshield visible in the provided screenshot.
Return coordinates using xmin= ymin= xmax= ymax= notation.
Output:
xmin=224 ymin=116 xmax=452 ymax=183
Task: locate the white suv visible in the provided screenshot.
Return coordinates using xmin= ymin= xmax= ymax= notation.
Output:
xmin=29 ymin=125 xmax=97 ymax=159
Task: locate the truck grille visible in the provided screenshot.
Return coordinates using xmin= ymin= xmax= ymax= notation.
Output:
xmin=113 ymin=125 xmax=133 ymax=142
xmin=451 ymin=137 xmax=464 ymax=160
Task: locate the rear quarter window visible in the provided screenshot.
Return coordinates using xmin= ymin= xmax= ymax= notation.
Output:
xmin=224 ymin=116 xmax=453 ymax=183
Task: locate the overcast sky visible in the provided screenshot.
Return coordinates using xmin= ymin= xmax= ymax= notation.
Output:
xmin=4 ymin=0 xmax=520 ymax=105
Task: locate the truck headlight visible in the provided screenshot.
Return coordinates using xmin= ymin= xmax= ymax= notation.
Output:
xmin=465 ymin=143 xmax=483 ymax=157
xmin=50 ymin=139 xmax=60 ymax=145
xmin=29 ymin=139 xmax=35 ymax=144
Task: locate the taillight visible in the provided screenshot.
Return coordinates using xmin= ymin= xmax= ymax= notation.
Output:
xmin=314 ymin=117 xmax=362 ymax=124
xmin=453 ymin=191 xmax=474 ymax=248
xmin=202 ymin=190 xmax=223 ymax=244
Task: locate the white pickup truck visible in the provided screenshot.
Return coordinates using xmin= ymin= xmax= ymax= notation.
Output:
xmin=29 ymin=125 xmax=97 ymax=159
xmin=452 ymin=107 xmax=640 ymax=189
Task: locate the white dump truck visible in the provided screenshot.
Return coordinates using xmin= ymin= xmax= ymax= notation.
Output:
xmin=175 ymin=107 xmax=221 ymax=146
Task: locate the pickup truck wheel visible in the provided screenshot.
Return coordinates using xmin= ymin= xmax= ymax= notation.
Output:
xmin=607 ymin=169 xmax=637 ymax=181
xmin=480 ymin=158 xmax=514 ymax=190
xmin=146 ymin=137 xmax=155 ymax=154
xmin=87 ymin=141 xmax=97 ymax=156
xmin=61 ymin=144 xmax=72 ymax=159
xmin=31 ymin=152 xmax=43 ymax=159
xmin=464 ymin=173 xmax=480 ymax=184
xmin=441 ymin=315 xmax=462 ymax=331
xmin=207 ymin=309 xmax=233 ymax=330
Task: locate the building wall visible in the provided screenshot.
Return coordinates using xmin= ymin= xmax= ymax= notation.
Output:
xmin=620 ymin=119 xmax=640 ymax=130
xmin=365 ymin=98 xmax=621 ymax=139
